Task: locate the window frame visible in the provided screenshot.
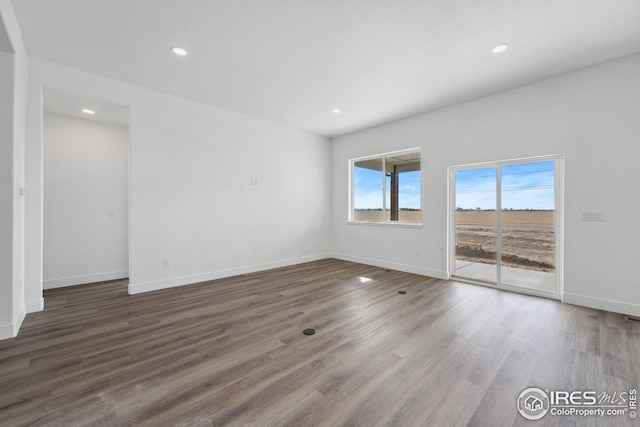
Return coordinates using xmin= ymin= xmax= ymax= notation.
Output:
xmin=348 ymin=148 xmax=422 ymax=227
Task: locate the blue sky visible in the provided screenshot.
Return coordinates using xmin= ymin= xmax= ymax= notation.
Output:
xmin=455 ymin=161 xmax=555 ymax=210
xmin=353 ymin=168 xmax=421 ymax=209
xmin=354 ymin=161 xmax=555 ymax=210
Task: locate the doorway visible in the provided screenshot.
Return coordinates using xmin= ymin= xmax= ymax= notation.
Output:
xmin=42 ymin=88 xmax=130 ymax=290
xmin=449 ymin=155 xmax=563 ymax=299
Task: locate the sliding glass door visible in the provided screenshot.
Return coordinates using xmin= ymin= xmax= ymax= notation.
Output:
xmin=451 ymin=156 xmax=562 ymax=299
xmin=453 ymin=167 xmax=498 ymax=284
xmin=499 ymin=161 xmax=557 ymax=294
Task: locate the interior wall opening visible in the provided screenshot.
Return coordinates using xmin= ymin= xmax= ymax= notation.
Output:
xmin=42 ymin=88 xmax=131 ymax=291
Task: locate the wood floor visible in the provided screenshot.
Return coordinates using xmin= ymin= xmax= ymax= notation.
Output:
xmin=1 ymin=259 xmax=638 ymax=426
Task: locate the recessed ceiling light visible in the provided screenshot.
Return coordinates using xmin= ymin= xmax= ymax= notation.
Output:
xmin=171 ymin=46 xmax=188 ymax=56
xmin=491 ymin=44 xmax=509 ymax=54
xmin=332 ymin=108 xmax=342 ymax=114
xmin=82 ymin=109 xmax=95 ymax=114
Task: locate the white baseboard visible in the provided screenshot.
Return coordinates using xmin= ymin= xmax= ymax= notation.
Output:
xmin=563 ymin=292 xmax=640 ymax=317
xmin=44 ymin=270 xmax=129 ymax=289
xmin=330 ymin=252 xmax=449 ymax=280
xmin=128 ymin=253 xmax=331 ymax=295
xmin=26 ymin=297 xmax=44 ymax=313
xmin=0 ymin=303 xmax=26 ymax=341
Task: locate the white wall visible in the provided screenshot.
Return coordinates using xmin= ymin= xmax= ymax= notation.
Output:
xmin=43 ymin=113 xmax=129 ymax=288
xmin=0 ymin=47 xmax=16 ymax=338
xmin=0 ymin=0 xmax=27 ymax=340
xmin=331 ymin=53 xmax=640 ymax=317
xmin=25 ymin=59 xmax=331 ymax=301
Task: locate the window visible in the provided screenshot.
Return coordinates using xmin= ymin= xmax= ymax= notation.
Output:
xmin=350 ymin=148 xmax=421 ymax=224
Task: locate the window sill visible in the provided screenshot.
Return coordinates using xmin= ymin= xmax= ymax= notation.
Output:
xmin=347 ymin=221 xmax=423 ymax=229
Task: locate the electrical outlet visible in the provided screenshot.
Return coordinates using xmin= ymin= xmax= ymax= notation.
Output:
xmin=163 ymin=258 xmax=171 ymax=268
xmin=415 ymin=250 xmax=421 ymax=258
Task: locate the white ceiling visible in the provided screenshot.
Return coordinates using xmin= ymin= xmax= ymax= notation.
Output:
xmin=11 ymin=0 xmax=640 ymax=137
xmin=43 ymin=88 xmax=130 ymax=126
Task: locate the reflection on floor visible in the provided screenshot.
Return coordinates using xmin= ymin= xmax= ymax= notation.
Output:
xmin=455 ymin=260 xmax=556 ymax=294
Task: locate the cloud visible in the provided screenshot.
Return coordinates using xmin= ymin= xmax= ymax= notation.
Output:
xmin=354 ymin=189 xmax=383 ymax=209
xmin=455 ymin=163 xmax=555 ymax=210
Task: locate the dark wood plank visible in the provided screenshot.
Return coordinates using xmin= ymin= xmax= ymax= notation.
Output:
xmin=0 ymin=259 xmax=637 ymax=426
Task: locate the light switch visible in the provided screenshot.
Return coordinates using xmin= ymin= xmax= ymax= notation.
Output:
xmin=581 ymin=211 xmax=605 ymax=221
